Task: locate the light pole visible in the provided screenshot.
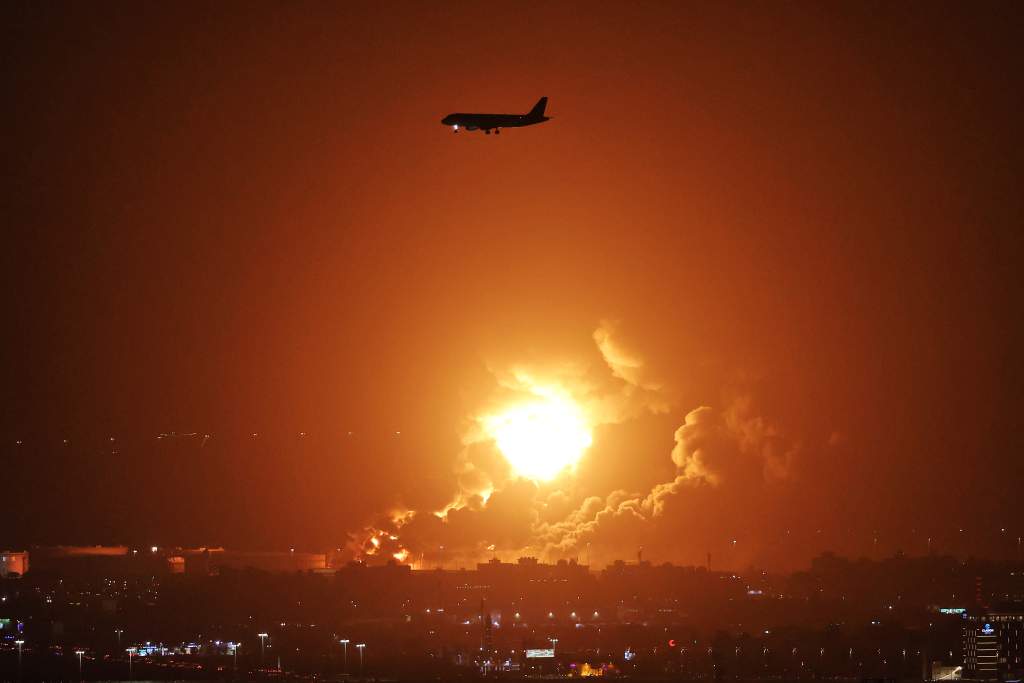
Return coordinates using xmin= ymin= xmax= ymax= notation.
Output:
xmin=258 ymin=633 xmax=268 ymax=664
xmin=357 ymin=643 xmax=366 ymax=674
xmin=15 ymin=640 xmax=24 ymax=679
xmin=127 ymin=647 xmax=136 ymax=680
xmin=340 ymin=639 xmax=350 ymax=672
xmin=232 ymin=642 xmax=240 ymax=672
xmin=75 ymin=649 xmax=85 ymax=680
xmin=115 ymin=629 xmax=123 ymax=648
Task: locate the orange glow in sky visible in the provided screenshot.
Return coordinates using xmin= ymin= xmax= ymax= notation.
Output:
xmin=6 ymin=2 xmax=1021 ymax=568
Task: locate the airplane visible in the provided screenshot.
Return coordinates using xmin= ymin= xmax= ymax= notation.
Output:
xmin=441 ymin=97 xmax=550 ymax=135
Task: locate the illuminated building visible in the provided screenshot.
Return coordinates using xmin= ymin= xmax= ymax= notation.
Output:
xmin=0 ymin=550 xmax=29 ymax=577
xmin=167 ymin=555 xmax=186 ymax=574
xmin=963 ymin=608 xmax=1024 ymax=680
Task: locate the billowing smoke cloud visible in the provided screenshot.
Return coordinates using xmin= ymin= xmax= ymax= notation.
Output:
xmin=534 ymin=394 xmax=801 ymax=563
xmin=350 ymin=322 xmax=806 ymax=570
xmin=593 ymin=320 xmax=661 ymax=391
xmin=672 ymin=398 xmax=799 ymax=485
xmin=592 ymin=319 xmax=672 ymax=416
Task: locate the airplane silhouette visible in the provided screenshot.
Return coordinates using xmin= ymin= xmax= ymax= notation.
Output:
xmin=441 ymin=97 xmax=550 ymax=135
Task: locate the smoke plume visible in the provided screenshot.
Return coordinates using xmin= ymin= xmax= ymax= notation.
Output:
xmin=350 ymin=321 xmax=804 ymax=570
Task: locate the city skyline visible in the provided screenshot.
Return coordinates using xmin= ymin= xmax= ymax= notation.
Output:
xmin=2 ymin=545 xmax=1023 ymax=679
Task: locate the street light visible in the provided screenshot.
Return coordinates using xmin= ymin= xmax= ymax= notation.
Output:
xmin=127 ymin=647 xmax=136 ymax=680
xmin=357 ymin=643 xmax=366 ymax=674
xmin=15 ymin=640 xmax=24 ymax=678
xmin=75 ymin=649 xmax=85 ymax=679
xmin=115 ymin=628 xmax=123 ymax=648
xmin=340 ymin=639 xmax=350 ymax=672
xmin=258 ymin=633 xmax=269 ymax=664
xmin=232 ymin=642 xmax=240 ymax=671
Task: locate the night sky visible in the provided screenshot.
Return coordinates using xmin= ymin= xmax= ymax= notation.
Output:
xmin=4 ymin=2 xmax=1022 ymax=568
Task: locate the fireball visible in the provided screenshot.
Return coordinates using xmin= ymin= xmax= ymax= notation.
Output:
xmin=483 ymin=390 xmax=592 ymax=481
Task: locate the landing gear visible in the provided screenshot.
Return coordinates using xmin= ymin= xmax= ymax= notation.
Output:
xmin=494 ymin=128 xmax=500 ymax=135
xmin=485 ymin=129 xmax=491 ymax=135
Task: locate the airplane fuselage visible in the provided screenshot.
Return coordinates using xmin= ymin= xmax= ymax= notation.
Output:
xmin=441 ymin=97 xmax=550 ymax=134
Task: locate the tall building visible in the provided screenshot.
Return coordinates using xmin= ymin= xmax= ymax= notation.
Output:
xmin=481 ymin=599 xmax=493 ymax=652
xmin=964 ymin=607 xmax=1024 ymax=680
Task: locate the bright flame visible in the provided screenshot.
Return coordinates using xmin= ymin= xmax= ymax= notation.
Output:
xmin=483 ymin=391 xmax=592 ymax=481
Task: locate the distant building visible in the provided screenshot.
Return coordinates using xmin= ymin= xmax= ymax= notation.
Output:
xmin=29 ymin=545 xmax=159 ymax=577
xmin=32 ymin=545 xmax=129 ymax=559
xmin=475 ymin=556 xmax=590 ymax=582
xmin=199 ymin=549 xmax=327 ymax=574
xmin=0 ymin=550 xmax=28 ymax=577
xmin=964 ymin=607 xmax=1024 ymax=680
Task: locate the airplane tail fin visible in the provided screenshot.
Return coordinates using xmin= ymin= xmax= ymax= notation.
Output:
xmin=527 ymin=97 xmax=548 ymax=118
